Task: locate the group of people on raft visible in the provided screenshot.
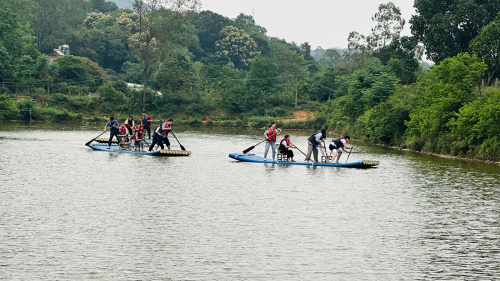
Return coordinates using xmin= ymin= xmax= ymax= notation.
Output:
xmin=103 ymin=116 xmax=351 ymax=161
xmin=103 ymin=111 xmax=174 ymax=152
xmin=263 ymin=122 xmax=352 ymax=164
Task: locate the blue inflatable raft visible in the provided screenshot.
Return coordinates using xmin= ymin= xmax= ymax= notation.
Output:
xmin=88 ymin=143 xmax=191 ymax=156
xmin=229 ymin=153 xmax=379 ymax=168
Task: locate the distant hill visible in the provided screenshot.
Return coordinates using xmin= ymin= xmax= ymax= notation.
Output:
xmin=111 ymin=0 xmax=133 ymax=9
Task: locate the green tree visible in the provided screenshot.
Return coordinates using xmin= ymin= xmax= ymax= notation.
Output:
xmin=318 ymin=48 xmax=342 ymax=69
xmin=234 ymin=13 xmax=267 ymax=36
xmin=469 ymin=13 xmax=500 ymax=85
xmin=0 ymin=0 xmax=44 ymax=88
xmin=406 ymin=53 xmax=487 ymax=152
xmin=410 ymin=0 xmax=500 ymax=63
xmin=268 ymin=38 xmax=308 ymax=106
xmin=130 ymin=0 xmax=199 ymax=111
xmin=49 ymin=55 xmax=106 ymax=92
xmin=190 ymin=11 xmax=232 ymax=62
xmin=33 ymin=0 xmax=87 ymax=53
xmin=0 ymin=94 xmax=20 ymax=120
xmin=152 ymin=48 xmax=197 ymax=100
xmin=246 ymin=56 xmax=279 ymax=93
xmin=198 ymin=63 xmax=245 ymax=113
xmin=215 ymin=25 xmax=260 ymax=70
xmin=307 ymin=68 xmax=337 ymax=102
xmin=374 ymin=36 xmax=422 ymax=85
xmin=89 ymin=0 xmax=118 ymax=13
xmin=448 ymin=87 xmax=500 ymax=159
xmin=368 ymin=2 xmax=405 ymax=49
xmin=130 ymin=0 xmax=158 ymax=111
xmin=356 ymin=85 xmax=415 ymax=145
xmin=96 ymin=81 xmax=127 ymax=113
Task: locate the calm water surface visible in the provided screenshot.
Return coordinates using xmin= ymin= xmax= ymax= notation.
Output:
xmin=0 ymin=123 xmax=499 ymax=280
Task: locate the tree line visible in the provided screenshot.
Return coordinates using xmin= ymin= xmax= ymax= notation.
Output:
xmin=1 ymin=0 xmax=500 ymax=161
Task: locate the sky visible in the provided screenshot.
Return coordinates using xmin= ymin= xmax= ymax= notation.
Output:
xmin=199 ymin=0 xmax=417 ymax=50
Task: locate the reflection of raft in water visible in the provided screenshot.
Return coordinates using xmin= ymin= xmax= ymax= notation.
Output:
xmin=88 ymin=143 xmax=191 ymax=156
xmin=229 ymin=153 xmax=379 ymax=168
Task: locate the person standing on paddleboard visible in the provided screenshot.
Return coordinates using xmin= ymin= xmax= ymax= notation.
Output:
xmin=124 ymin=116 xmax=135 ymax=135
xmin=263 ymin=122 xmax=281 ymax=161
xmin=305 ymin=129 xmax=326 ymax=162
xmin=104 ymin=117 xmax=120 ymax=149
xmin=148 ymin=119 xmax=173 ymax=152
xmin=141 ymin=111 xmax=152 ymax=139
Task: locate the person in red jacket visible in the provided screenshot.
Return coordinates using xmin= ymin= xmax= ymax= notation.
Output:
xmin=131 ymin=125 xmax=146 ymax=152
xmin=278 ymin=135 xmax=296 ymax=161
xmin=263 ymin=122 xmax=281 ymax=161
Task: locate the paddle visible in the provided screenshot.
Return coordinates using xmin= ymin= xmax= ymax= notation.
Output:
xmin=243 ymin=139 xmax=266 ymax=154
xmin=243 ymin=129 xmax=281 ymax=154
xmin=85 ymin=131 xmax=106 ymax=146
xmin=289 ymin=141 xmax=306 ymax=157
xmin=345 ymin=147 xmax=353 ymax=163
xmin=170 ymin=131 xmax=186 ymax=151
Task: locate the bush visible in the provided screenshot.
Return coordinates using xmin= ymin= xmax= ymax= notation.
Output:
xmin=50 ymin=93 xmax=93 ymax=112
xmin=247 ymin=116 xmax=273 ymax=128
xmin=0 ymin=94 xmax=20 ymax=120
xmin=38 ymin=107 xmax=82 ymax=122
xmin=18 ymin=98 xmax=38 ymax=121
xmin=211 ymin=119 xmax=245 ymax=127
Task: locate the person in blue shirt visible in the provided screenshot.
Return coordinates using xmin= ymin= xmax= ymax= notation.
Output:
xmin=304 ymin=129 xmax=326 ymax=162
xmin=103 ymin=117 xmax=120 ymax=149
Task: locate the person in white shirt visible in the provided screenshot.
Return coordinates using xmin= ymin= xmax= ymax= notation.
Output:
xmin=329 ymin=136 xmax=353 ymax=164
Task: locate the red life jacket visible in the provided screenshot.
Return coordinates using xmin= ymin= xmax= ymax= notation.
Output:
xmin=267 ymin=128 xmax=277 ymax=141
xmin=132 ymin=130 xmax=144 ymax=141
xmin=279 ymin=138 xmax=290 ymax=150
xmin=160 ymin=122 xmax=171 ymax=136
xmin=119 ymin=125 xmax=127 ymax=135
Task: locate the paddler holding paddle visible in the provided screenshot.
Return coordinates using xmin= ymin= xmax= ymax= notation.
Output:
xmin=148 ymin=119 xmax=173 ymax=152
xmin=263 ymin=122 xmax=281 ymax=161
xmin=329 ymin=135 xmax=352 ymax=164
xmin=304 ymin=129 xmax=327 ymax=163
xmin=278 ymin=135 xmax=296 ymax=162
xmin=103 ymin=116 xmax=120 ymax=149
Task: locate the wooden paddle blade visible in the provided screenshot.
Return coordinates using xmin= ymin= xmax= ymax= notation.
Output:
xmin=85 ymin=138 xmax=96 ymax=146
xmin=85 ymin=132 xmax=105 ymax=146
xmin=242 ymin=146 xmax=255 ymax=154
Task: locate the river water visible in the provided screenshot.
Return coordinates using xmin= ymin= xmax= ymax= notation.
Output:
xmin=0 ymin=122 xmax=499 ymax=280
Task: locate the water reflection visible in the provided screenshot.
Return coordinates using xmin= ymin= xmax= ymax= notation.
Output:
xmin=0 ymin=122 xmax=498 ymax=280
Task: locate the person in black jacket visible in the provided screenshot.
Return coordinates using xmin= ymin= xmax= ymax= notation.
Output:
xmin=305 ymin=129 xmax=326 ymax=162
xmin=278 ymin=135 xmax=296 ymax=162
xmin=329 ymin=136 xmax=352 ymax=163
xmin=103 ymin=117 xmax=120 ymax=149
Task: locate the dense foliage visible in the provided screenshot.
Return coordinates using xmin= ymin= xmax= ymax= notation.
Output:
xmin=1 ymin=0 xmax=500 ymax=160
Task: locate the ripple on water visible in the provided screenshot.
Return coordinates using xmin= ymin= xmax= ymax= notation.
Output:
xmin=0 ymin=127 xmax=499 ymax=280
